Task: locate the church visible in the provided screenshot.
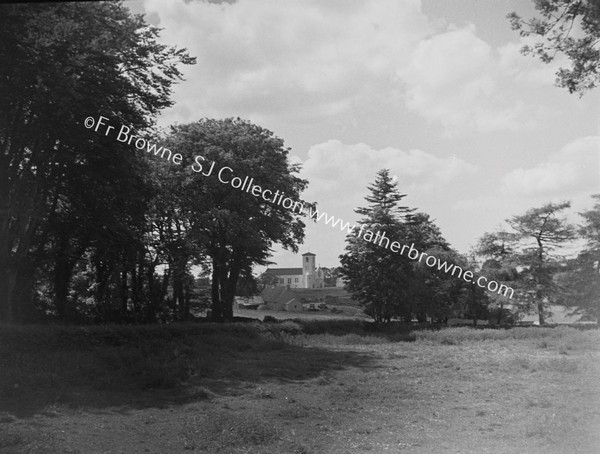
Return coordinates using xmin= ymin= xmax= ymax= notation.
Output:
xmin=264 ymin=252 xmax=325 ymax=289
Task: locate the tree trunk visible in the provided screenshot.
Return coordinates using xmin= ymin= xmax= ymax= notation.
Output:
xmin=496 ymin=300 xmax=504 ymax=325
xmin=120 ymin=269 xmax=129 ymax=318
xmin=54 ymin=258 xmax=72 ymax=320
xmin=146 ymin=265 xmax=158 ymax=322
xmin=222 ymin=257 xmax=244 ymax=322
xmin=220 ymin=274 xmax=234 ymax=322
xmin=210 ymin=260 xmax=224 ymax=322
xmin=0 ymin=269 xmax=17 ymax=323
xmin=131 ymin=260 xmax=140 ymax=315
xmin=537 ymin=298 xmax=545 ymax=326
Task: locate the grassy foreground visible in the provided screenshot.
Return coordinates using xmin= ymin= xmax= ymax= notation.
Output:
xmin=1 ymin=321 xmax=599 ymax=453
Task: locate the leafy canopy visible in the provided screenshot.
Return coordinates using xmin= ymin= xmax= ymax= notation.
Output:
xmin=508 ymin=0 xmax=600 ymax=94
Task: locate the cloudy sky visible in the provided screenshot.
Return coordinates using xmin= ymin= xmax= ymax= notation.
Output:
xmin=127 ymin=0 xmax=599 ymax=271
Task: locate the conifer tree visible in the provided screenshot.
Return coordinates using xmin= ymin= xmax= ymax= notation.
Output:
xmin=339 ymin=169 xmax=413 ymax=323
xmin=560 ymin=195 xmax=600 ymax=320
xmin=477 ymin=202 xmax=576 ymax=325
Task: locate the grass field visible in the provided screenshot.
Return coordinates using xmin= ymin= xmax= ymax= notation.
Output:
xmin=235 ymin=307 xmax=366 ymax=321
xmin=1 ymin=321 xmax=599 ymax=453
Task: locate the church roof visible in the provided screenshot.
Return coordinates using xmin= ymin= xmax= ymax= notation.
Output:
xmin=265 ymin=267 xmax=303 ymax=276
xmin=262 ymin=286 xmax=294 ymax=303
xmin=301 ymin=252 xmax=316 ymax=256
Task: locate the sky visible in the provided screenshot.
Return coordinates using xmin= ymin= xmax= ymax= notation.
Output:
xmin=126 ymin=0 xmax=600 ymax=273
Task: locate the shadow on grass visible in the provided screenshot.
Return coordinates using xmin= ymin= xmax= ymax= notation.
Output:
xmin=0 ymin=322 xmax=377 ymax=418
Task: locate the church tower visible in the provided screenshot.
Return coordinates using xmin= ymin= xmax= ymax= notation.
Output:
xmin=302 ymin=252 xmax=316 ymax=288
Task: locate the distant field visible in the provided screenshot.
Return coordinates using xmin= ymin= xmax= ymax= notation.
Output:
xmin=1 ymin=322 xmax=598 ymax=453
xmin=271 ymin=287 xmax=355 ymax=301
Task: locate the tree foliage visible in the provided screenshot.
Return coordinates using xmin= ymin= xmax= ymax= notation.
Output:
xmin=340 ymin=170 xmax=489 ymax=323
xmin=161 ymin=118 xmax=313 ymax=322
xmin=508 ymin=0 xmax=600 ymax=94
xmin=559 ymin=195 xmax=600 ymax=318
xmin=0 ymin=2 xmax=314 ymax=325
xmin=339 ymin=170 xmax=413 ymax=323
xmin=0 ymin=2 xmax=195 ymax=323
xmin=476 ymin=201 xmax=576 ymax=324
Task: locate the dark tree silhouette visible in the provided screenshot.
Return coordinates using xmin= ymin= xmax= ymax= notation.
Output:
xmin=0 ymin=2 xmax=195 ymax=322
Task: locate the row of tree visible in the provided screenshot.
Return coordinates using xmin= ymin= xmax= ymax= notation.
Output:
xmin=0 ymin=3 xmax=310 ymax=324
xmin=2 ymin=0 xmax=598 ymax=325
xmin=339 ymin=170 xmax=599 ymax=324
xmin=338 ymin=0 xmax=600 ymax=323
xmin=476 ymin=197 xmax=600 ymax=325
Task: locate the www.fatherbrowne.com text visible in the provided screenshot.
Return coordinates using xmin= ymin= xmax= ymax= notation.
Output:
xmin=306 ymin=208 xmax=514 ymax=298
xmin=85 ymin=114 xmax=514 ymax=299
xmin=84 ymin=115 xmax=305 ymax=214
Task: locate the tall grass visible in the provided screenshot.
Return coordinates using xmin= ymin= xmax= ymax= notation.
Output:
xmin=290 ymin=319 xmax=418 ymax=342
xmin=413 ymin=326 xmax=600 ymax=346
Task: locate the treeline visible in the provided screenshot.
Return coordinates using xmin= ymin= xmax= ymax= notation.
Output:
xmin=340 ymin=170 xmax=599 ymax=325
xmin=2 ymin=3 xmax=597 ymax=326
xmin=0 ymin=3 xmax=309 ymax=324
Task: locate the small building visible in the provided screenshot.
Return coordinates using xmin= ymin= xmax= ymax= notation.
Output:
xmin=262 ymin=287 xmax=303 ymax=312
xmin=284 ymin=299 xmax=303 ymax=312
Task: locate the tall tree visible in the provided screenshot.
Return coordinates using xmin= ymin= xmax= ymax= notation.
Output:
xmin=163 ymin=118 xmax=312 ymax=322
xmin=342 ymin=170 xmax=488 ymax=324
xmin=559 ymin=194 xmax=600 ymax=319
xmin=481 ymin=201 xmax=576 ymax=325
xmin=401 ymin=213 xmax=451 ymax=322
xmin=508 ymin=0 xmax=600 ymax=94
xmin=0 ymin=2 xmax=194 ymax=322
xmin=475 ymin=232 xmax=520 ymax=325
xmin=340 ymin=169 xmax=414 ymax=323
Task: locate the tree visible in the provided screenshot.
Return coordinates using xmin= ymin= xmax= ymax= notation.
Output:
xmin=401 ymin=213 xmax=451 ymax=322
xmin=0 ymin=2 xmax=195 ymax=322
xmin=479 ymin=202 xmax=576 ymax=325
xmin=340 ymin=170 xmax=486 ymax=324
xmin=163 ymin=118 xmax=313 ymax=322
xmin=475 ymin=232 xmax=520 ymax=325
xmin=235 ymin=272 xmax=260 ymax=298
xmin=258 ymin=271 xmax=281 ymax=290
xmin=404 ymin=217 xmax=490 ymax=324
xmin=508 ymin=0 xmax=600 ymax=94
xmin=340 ymin=169 xmax=414 ymax=323
xmin=559 ymin=194 xmax=600 ymax=319
xmin=144 ymin=160 xmax=202 ymax=322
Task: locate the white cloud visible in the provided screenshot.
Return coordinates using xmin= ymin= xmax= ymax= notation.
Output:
xmin=284 ymin=139 xmax=479 ymax=266
xmin=142 ymin=0 xmax=563 ymax=138
xmin=299 ymin=139 xmax=477 ymax=207
xmin=398 ymin=24 xmax=538 ymax=136
xmin=501 ymin=136 xmax=600 ymax=197
xmin=497 ymin=38 xmax=566 ymax=86
xmin=453 ymin=195 xmax=499 ymax=212
xmin=143 ymin=0 xmax=431 ymax=125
